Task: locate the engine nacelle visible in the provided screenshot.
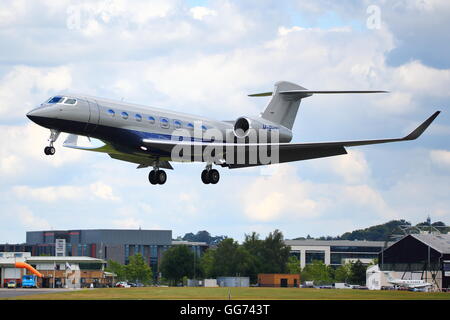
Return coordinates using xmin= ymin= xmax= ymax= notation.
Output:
xmin=233 ymin=117 xmax=292 ymax=143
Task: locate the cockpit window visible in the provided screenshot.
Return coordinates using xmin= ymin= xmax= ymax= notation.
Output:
xmin=64 ymin=98 xmax=77 ymax=105
xmin=48 ymin=96 xmax=64 ymax=104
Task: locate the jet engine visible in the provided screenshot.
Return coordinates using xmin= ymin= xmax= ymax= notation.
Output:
xmin=233 ymin=117 xmax=292 ymax=142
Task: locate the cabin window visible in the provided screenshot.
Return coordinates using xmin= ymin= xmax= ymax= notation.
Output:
xmin=64 ymin=98 xmax=77 ymax=105
xmin=135 ymin=114 xmax=142 ymax=122
xmin=201 ymin=125 xmax=208 ymax=132
xmin=48 ymin=96 xmax=64 ymax=104
xmin=160 ymin=117 xmax=170 ymax=129
xmin=121 ymin=112 xmax=129 ymax=120
xmin=186 ymin=123 xmax=194 ymax=130
xmin=173 ymin=120 xmax=182 ymax=129
xmin=148 ymin=116 xmax=155 ymax=124
xmin=108 ymin=109 xmax=115 ymax=117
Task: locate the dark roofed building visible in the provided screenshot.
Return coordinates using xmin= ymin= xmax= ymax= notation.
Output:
xmin=379 ymin=233 xmax=450 ymax=290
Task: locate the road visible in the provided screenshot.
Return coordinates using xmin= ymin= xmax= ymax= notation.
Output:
xmin=0 ymin=288 xmax=74 ymax=298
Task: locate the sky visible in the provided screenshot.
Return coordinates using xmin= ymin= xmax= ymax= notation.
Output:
xmin=0 ymin=0 xmax=449 ymax=244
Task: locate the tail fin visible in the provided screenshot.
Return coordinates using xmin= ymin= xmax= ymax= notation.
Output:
xmin=251 ymin=81 xmax=388 ymax=130
xmin=259 ymin=81 xmax=306 ymax=130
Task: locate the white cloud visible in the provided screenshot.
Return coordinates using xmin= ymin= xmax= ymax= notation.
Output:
xmin=190 ymin=6 xmax=217 ymax=20
xmin=430 ymin=149 xmax=450 ymax=168
xmin=90 ymin=181 xmax=120 ymax=201
xmin=328 ymin=150 xmax=370 ymax=184
xmin=12 ymin=181 xmax=120 ymax=203
xmin=0 ymin=65 xmax=72 ymax=120
xmin=16 ymin=206 xmax=51 ymax=230
xmin=241 ymin=165 xmax=321 ymax=222
xmin=0 ymin=123 xmax=87 ymax=177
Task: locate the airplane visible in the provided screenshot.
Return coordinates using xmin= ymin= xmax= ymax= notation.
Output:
xmin=384 ymin=272 xmax=432 ymax=290
xmin=26 ymin=81 xmax=440 ymax=185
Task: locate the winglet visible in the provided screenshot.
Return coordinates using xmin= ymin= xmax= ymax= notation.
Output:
xmin=248 ymin=92 xmax=273 ymax=97
xmin=404 ymin=111 xmax=440 ymax=140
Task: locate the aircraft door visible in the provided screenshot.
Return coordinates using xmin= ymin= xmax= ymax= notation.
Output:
xmin=85 ymin=99 xmax=100 ymax=133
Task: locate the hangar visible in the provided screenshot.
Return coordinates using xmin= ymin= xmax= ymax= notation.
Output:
xmin=378 ymin=233 xmax=450 ymax=290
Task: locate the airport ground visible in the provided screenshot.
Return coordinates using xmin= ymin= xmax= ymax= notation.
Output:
xmin=1 ymin=287 xmax=450 ymax=300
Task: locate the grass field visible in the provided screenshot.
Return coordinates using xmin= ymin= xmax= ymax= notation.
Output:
xmin=3 ymin=287 xmax=450 ymax=300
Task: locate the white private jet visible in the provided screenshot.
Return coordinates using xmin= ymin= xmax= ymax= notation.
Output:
xmin=384 ymin=272 xmax=432 ymax=290
xmin=26 ymin=81 xmax=440 ymax=185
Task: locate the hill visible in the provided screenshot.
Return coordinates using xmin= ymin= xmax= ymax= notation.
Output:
xmin=293 ymin=219 xmax=449 ymax=241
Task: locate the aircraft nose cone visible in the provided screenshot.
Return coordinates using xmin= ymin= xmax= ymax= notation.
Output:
xmin=26 ymin=106 xmax=48 ymax=125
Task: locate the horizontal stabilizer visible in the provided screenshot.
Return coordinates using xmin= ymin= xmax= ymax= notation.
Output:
xmin=249 ymin=90 xmax=388 ymax=97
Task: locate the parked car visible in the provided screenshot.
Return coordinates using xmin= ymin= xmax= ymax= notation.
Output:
xmin=136 ymin=283 xmax=145 ymax=287
xmin=7 ymin=280 xmax=17 ymax=289
xmin=115 ymin=281 xmax=131 ymax=288
xmin=127 ymin=282 xmax=137 ymax=287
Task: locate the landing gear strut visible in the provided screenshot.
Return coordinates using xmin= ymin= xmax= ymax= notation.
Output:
xmin=201 ymin=164 xmax=220 ymax=184
xmin=44 ymin=130 xmax=60 ymax=156
xmin=149 ymin=169 xmax=167 ymax=185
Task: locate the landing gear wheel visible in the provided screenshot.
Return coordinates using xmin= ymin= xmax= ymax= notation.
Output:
xmin=201 ymin=170 xmax=210 ymax=184
xmin=44 ymin=146 xmax=55 ymax=156
xmin=148 ymin=170 xmax=158 ymax=185
xmin=156 ymin=170 xmax=167 ymax=185
xmin=208 ymin=169 xmax=220 ymax=184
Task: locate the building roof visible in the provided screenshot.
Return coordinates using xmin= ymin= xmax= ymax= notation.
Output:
xmin=26 ymin=256 xmax=106 ymax=264
xmin=409 ymin=233 xmax=450 ymax=254
xmin=285 ymin=239 xmax=393 ymax=247
xmin=171 ymin=240 xmax=209 ymax=247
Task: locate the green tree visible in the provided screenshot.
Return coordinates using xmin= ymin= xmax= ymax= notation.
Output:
xmin=334 ymin=263 xmax=352 ymax=283
xmin=105 ymin=259 xmax=127 ymax=281
xmin=260 ymin=229 xmax=291 ymax=273
xmin=199 ymin=248 xmax=215 ymax=278
xmin=349 ymin=260 xmax=367 ymax=285
xmin=242 ymin=232 xmax=264 ymax=283
xmin=301 ymin=260 xmax=334 ymax=285
xmin=125 ymin=253 xmax=153 ymax=284
xmin=287 ymin=256 xmax=301 ymax=275
xmin=210 ymin=238 xmax=253 ymax=277
xmin=160 ymin=245 xmax=195 ymax=285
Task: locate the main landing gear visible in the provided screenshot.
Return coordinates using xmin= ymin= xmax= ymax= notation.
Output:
xmin=149 ymin=169 xmax=167 ymax=185
xmin=44 ymin=130 xmax=60 ymax=156
xmin=201 ymin=164 xmax=220 ymax=184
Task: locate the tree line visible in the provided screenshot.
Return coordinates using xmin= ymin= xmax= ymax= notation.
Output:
xmin=106 ymin=229 xmax=370 ymax=286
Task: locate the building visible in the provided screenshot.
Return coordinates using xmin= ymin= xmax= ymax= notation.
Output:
xmin=1 ymin=229 xmax=208 ymax=277
xmin=0 ymin=252 xmax=109 ymax=288
xmin=378 ymin=233 xmax=450 ymax=291
xmin=258 ymin=274 xmax=300 ymax=288
xmin=217 ymin=277 xmax=250 ymax=287
xmin=285 ymin=239 xmax=392 ymax=269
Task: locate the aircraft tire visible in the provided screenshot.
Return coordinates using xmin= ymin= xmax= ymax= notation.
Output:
xmin=208 ymin=169 xmax=220 ymax=184
xmin=149 ymin=170 xmax=158 ymax=185
xmin=201 ymin=170 xmax=210 ymax=184
xmin=157 ymin=170 xmax=167 ymax=185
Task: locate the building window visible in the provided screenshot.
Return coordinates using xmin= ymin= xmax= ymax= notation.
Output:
xmin=305 ymin=250 xmax=325 ymax=264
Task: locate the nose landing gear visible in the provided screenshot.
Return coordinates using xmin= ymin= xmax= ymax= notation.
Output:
xmin=44 ymin=130 xmax=60 ymax=156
